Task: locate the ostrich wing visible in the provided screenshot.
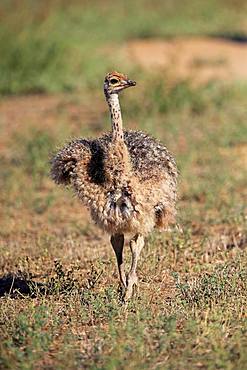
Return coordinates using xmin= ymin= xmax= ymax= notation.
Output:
xmin=50 ymin=138 xmax=93 ymax=185
xmin=51 ymin=131 xmax=177 ymax=187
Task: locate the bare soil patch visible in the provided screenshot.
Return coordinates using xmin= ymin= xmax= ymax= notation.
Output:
xmin=124 ymin=37 xmax=247 ymax=83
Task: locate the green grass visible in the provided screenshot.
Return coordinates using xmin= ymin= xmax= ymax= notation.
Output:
xmin=0 ymin=76 xmax=246 ymax=369
xmin=1 ymin=0 xmax=247 ymax=94
xmin=0 ymin=1 xmax=247 ymax=369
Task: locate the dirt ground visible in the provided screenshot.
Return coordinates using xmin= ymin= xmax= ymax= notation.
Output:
xmin=1 ymin=36 xmax=246 ymax=242
xmin=0 ymin=35 xmax=246 ymax=369
xmin=124 ymin=36 xmax=247 ymax=83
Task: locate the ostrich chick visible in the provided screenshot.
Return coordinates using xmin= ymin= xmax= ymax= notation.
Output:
xmin=51 ymin=72 xmax=178 ymax=300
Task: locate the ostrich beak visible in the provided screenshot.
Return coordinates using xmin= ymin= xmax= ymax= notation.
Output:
xmin=127 ymin=79 xmax=136 ymax=87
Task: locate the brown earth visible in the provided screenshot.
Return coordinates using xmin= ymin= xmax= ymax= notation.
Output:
xmin=0 ymin=36 xmax=246 ymax=267
xmin=124 ymin=37 xmax=247 ymax=83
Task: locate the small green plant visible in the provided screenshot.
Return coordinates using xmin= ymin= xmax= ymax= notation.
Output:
xmin=0 ymin=306 xmax=54 ymax=369
xmin=47 ymin=260 xmax=80 ymax=295
xmin=176 ymin=259 xmax=247 ymax=307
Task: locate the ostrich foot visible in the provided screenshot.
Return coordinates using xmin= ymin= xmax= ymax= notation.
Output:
xmin=123 ymin=234 xmax=144 ymax=301
xmin=124 ymin=273 xmax=139 ymax=301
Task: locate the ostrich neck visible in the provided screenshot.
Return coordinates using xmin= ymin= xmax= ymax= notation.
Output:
xmin=106 ymin=93 xmax=124 ymax=141
xmin=104 ymin=90 xmax=132 ymax=182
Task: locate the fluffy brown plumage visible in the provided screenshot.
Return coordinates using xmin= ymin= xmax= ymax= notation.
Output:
xmin=51 ymin=131 xmax=177 ymax=234
xmin=51 ymin=72 xmax=178 ymax=300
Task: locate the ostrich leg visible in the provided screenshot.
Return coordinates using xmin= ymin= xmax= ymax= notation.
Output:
xmin=110 ymin=234 xmax=127 ymax=288
xmin=125 ymin=234 xmax=145 ymax=300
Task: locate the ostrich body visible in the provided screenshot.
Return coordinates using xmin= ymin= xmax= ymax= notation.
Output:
xmin=51 ymin=72 xmax=178 ymax=299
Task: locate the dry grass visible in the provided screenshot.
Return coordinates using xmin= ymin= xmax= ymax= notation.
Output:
xmin=0 ymin=76 xmax=246 ymax=369
xmin=0 ymin=1 xmax=247 ymax=369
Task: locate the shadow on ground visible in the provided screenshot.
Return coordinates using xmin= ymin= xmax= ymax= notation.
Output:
xmin=0 ymin=273 xmax=47 ymax=298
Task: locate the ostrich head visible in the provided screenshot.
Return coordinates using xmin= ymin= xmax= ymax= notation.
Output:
xmin=104 ymin=71 xmax=136 ymax=96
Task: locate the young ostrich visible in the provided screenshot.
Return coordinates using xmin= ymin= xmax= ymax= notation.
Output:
xmin=51 ymin=72 xmax=178 ymax=300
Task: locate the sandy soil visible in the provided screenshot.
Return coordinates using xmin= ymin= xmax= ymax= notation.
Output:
xmin=124 ymin=36 xmax=247 ymax=83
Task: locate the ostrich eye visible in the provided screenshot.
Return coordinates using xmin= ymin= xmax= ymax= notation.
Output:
xmin=110 ymin=78 xmax=119 ymax=85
